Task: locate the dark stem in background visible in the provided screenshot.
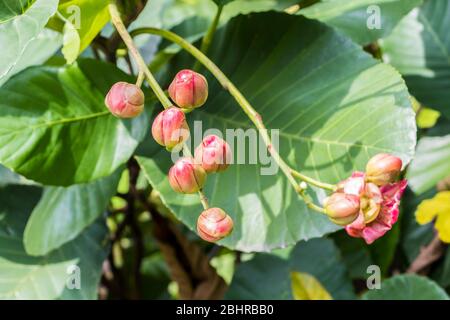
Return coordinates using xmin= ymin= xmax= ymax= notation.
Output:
xmin=407 ymin=233 xmax=446 ymax=274
xmin=127 ymin=158 xmax=145 ymax=299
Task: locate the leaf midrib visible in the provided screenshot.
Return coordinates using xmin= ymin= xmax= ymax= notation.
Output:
xmin=0 ymin=111 xmax=111 ymax=136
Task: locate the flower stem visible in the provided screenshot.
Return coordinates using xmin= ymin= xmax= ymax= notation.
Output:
xmin=193 ymin=4 xmax=223 ymax=71
xmin=109 ymin=2 xmax=208 ymax=210
xmin=291 ymin=169 xmax=337 ymax=191
xmin=129 ymin=27 xmax=332 ymax=212
xmin=109 ymin=2 xmax=172 ymax=109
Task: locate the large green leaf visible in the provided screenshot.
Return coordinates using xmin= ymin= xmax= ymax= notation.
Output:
xmin=407 ymin=134 xmax=450 ymax=194
xmin=0 ymin=28 xmax=62 ymax=87
xmin=381 ymin=0 xmax=450 ymax=118
xmin=0 ymin=0 xmax=59 ymax=85
xmin=23 ymin=170 xmax=121 ymax=256
xmin=0 ymin=185 xmax=109 ymax=300
xmin=331 ymin=231 xmax=373 ymax=279
xmin=362 ymin=274 xmax=449 ymax=300
xmin=0 ymin=59 xmax=151 ymax=186
xmin=137 ymin=12 xmax=416 ymax=252
xmin=300 ymin=0 xmax=421 ymax=45
xmin=225 ymin=238 xmax=354 ymax=299
xmin=225 ymin=254 xmax=292 ymax=299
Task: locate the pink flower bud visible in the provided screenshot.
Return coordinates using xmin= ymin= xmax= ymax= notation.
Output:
xmin=168 ymin=157 xmax=206 ymax=194
xmin=366 ymin=153 xmax=402 ymax=186
xmin=197 ymin=207 xmax=234 ymax=242
xmin=151 ymin=107 xmax=190 ymax=151
xmin=194 ymin=135 xmax=232 ymax=173
xmin=105 ymin=82 xmax=145 ymax=118
xmin=324 ymin=193 xmax=360 ymax=226
xmin=168 ymin=69 xmax=208 ymax=109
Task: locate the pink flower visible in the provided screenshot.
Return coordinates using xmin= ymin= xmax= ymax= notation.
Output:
xmin=342 ymin=175 xmax=407 ymax=244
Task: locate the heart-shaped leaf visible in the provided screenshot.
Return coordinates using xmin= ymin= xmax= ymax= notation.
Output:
xmin=300 ymin=0 xmax=421 ymax=45
xmin=137 ymin=12 xmax=416 ymax=252
xmin=0 ymin=59 xmax=151 ymax=186
xmin=23 ymin=169 xmax=122 ymax=256
xmin=0 ymin=185 xmax=109 ymax=300
xmin=362 ymin=274 xmax=449 ymax=300
xmin=381 ymin=0 xmax=450 ymax=118
xmin=0 ymin=0 xmax=59 ymax=85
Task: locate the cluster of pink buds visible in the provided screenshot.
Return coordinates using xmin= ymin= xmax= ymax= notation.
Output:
xmin=150 ymin=69 xmax=233 ymax=243
xmin=324 ymin=153 xmax=407 ymax=244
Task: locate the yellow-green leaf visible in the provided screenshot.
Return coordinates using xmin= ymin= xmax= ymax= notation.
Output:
xmin=53 ymin=0 xmax=110 ymax=57
xmin=417 ymin=108 xmax=440 ymax=129
xmin=416 ymin=191 xmax=450 ymax=243
xmin=290 ymin=272 xmax=332 ymax=300
xmin=61 ymin=21 xmax=80 ymax=64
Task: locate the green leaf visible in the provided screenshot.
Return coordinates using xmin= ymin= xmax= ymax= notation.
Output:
xmin=362 ymin=274 xmax=449 ymax=300
xmin=368 ymin=221 xmax=400 ymax=275
xmin=289 ymin=239 xmax=355 ymax=299
xmin=0 ymin=185 xmax=109 ymax=299
xmin=0 ymin=0 xmax=59 ymax=85
xmin=0 ymin=59 xmax=151 ymax=186
xmin=434 ymin=248 xmax=450 ymax=288
xmin=226 ymin=239 xmax=354 ymax=299
xmin=331 ymin=231 xmax=374 ymax=279
xmin=407 ymin=134 xmax=450 ymax=194
xmin=0 ymin=28 xmax=62 ymax=87
xmin=23 ymin=170 xmax=121 ymax=256
xmin=400 ymin=188 xmax=435 ymax=263
xmin=300 ymin=0 xmax=421 ymax=45
xmin=57 ymin=0 xmax=110 ymax=54
xmin=381 ymin=0 xmax=450 ymax=118
xmin=138 ymin=12 xmax=416 ymax=251
xmin=61 ymin=20 xmax=81 ymax=65
xmin=225 ymin=254 xmax=292 ymax=299
xmin=291 ymin=271 xmax=332 ymax=300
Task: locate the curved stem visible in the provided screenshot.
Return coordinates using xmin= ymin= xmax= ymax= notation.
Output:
xmin=193 ymin=4 xmax=223 ymax=71
xmin=109 ymin=2 xmax=208 ymax=210
xmin=291 ymin=169 xmax=337 ymax=191
xmin=109 ymin=2 xmax=172 ymax=109
xmin=130 ymin=27 xmax=333 ymax=212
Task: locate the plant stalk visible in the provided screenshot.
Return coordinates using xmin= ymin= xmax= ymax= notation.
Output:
xmin=109 ymin=1 xmax=209 ymax=210
xmin=193 ymin=4 xmax=223 ymax=71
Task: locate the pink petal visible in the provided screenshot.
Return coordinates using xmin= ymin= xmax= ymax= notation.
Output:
xmin=341 ymin=171 xmax=366 ymax=196
xmin=345 ymin=180 xmax=407 ymax=244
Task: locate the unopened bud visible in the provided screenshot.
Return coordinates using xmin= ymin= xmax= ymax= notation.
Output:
xmin=324 ymin=193 xmax=360 ymax=226
xmin=168 ymin=69 xmax=208 ymax=109
xmin=105 ymin=82 xmax=145 ymax=118
xmin=168 ymin=157 xmax=206 ymax=194
xmin=366 ymin=153 xmax=402 ymax=186
xmin=194 ymin=135 xmax=232 ymax=173
xmin=151 ymin=107 xmax=190 ymax=151
xmin=197 ymin=207 xmax=234 ymax=242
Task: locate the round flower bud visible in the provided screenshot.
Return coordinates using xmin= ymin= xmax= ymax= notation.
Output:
xmin=168 ymin=157 xmax=206 ymax=194
xmin=168 ymin=69 xmax=208 ymax=109
xmin=194 ymin=135 xmax=232 ymax=173
xmin=324 ymin=193 xmax=360 ymax=226
xmin=105 ymin=82 xmax=145 ymax=118
xmin=197 ymin=208 xmax=234 ymax=242
xmin=366 ymin=153 xmax=402 ymax=186
xmin=151 ymin=107 xmax=190 ymax=151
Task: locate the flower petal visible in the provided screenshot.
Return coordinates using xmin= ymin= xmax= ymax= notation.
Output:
xmin=345 ymin=180 xmax=407 ymax=244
